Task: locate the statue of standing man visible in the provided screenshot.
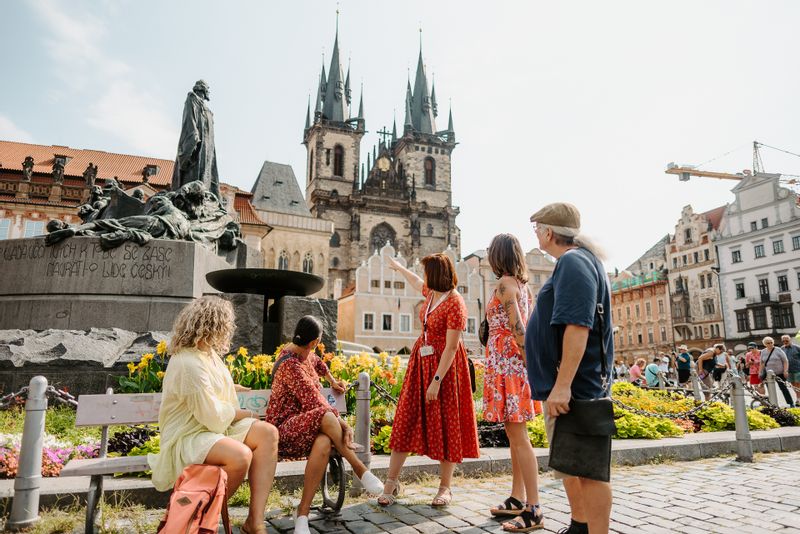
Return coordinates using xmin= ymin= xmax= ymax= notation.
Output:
xmin=171 ymin=80 xmax=220 ymax=200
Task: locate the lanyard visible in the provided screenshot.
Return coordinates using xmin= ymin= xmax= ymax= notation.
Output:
xmin=423 ymin=290 xmax=450 ymax=345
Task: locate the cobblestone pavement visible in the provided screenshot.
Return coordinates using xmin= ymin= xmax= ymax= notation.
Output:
xmin=256 ymin=451 xmax=800 ymax=534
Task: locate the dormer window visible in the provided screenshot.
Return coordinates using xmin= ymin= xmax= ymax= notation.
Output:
xmin=54 ymin=155 xmax=71 ymax=166
xmin=142 ymin=164 xmax=159 ymax=182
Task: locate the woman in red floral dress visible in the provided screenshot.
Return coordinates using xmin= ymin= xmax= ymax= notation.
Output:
xmin=380 ymin=253 xmax=479 ymax=508
xmin=264 ymin=316 xmax=383 ymax=534
xmin=483 ymin=234 xmax=544 ymax=532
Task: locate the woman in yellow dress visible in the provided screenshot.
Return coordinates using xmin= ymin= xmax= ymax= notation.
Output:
xmin=149 ymin=296 xmax=279 ymax=534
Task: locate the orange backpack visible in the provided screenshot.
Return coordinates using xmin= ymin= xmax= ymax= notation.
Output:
xmin=157 ymin=464 xmax=231 ymax=534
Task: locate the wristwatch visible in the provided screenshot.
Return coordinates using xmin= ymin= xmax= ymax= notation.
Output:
xmin=433 ymin=374 xmax=441 ymax=382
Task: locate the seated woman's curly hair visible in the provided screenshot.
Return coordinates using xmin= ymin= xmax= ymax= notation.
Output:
xmin=169 ymin=296 xmax=235 ymax=354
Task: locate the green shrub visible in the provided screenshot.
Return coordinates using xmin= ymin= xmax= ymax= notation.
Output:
xmin=526 ymin=416 xmax=548 ymax=448
xmin=694 ymin=402 xmax=735 ymax=432
xmin=372 ymin=425 xmax=392 ymax=454
xmin=613 ymin=409 xmax=684 ymax=439
xmin=747 ymin=410 xmax=779 ymax=430
xmin=788 ymin=408 xmax=800 ymax=425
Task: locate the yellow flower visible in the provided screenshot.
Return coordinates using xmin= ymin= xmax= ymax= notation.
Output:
xmin=317 ymin=342 xmax=326 ymax=354
xmin=156 ymin=371 xmax=165 ymax=379
xmin=156 ymin=340 xmax=168 ymax=356
xmin=140 ymin=353 xmax=154 ymax=366
xmin=127 ymin=362 xmax=136 ymax=375
xmin=330 ymin=357 xmax=345 ymax=374
xmin=379 ymin=352 xmax=388 ymax=366
xmin=237 ymin=347 xmax=248 ymax=358
xmin=226 ymin=354 xmax=236 ymax=364
xmin=245 ymin=362 xmax=256 ymax=373
xmin=391 ymin=356 xmax=401 ymax=371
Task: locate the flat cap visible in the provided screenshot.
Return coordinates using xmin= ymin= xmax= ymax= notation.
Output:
xmin=530 ymin=202 xmax=581 ymax=235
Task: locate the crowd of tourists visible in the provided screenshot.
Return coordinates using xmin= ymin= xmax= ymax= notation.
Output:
xmin=614 ymin=336 xmax=799 ymax=407
xmin=146 ymin=203 xmax=617 ymax=533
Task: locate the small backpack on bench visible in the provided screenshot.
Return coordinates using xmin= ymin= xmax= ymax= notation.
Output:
xmin=157 ymin=464 xmax=231 ymax=534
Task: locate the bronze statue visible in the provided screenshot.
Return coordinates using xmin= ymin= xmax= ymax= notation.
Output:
xmin=171 ymin=80 xmax=220 ymax=200
xmin=22 ymin=156 xmax=33 ymax=182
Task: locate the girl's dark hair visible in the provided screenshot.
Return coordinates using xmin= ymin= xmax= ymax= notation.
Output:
xmin=487 ymin=233 xmax=529 ymax=283
xmin=421 ymin=253 xmax=457 ymax=292
xmin=293 ymin=315 xmax=322 ymax=346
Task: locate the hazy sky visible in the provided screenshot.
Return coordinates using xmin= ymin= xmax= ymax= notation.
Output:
xmin=2 ymin=0 xmax=800 ymax=270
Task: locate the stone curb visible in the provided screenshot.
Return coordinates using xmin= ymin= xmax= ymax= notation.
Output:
xmin=2 ymin=427 xmax=798 ymax=510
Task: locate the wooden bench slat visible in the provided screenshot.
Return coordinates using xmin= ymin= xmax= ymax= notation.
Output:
xmin=60 ymin=456 xmax=150 ymax=477
xmin=75 ymin=388 xmax=347 ymax=426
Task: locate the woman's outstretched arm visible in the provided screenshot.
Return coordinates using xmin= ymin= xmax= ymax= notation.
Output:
xmin=387 ymin=256 xmax=424 ymax=292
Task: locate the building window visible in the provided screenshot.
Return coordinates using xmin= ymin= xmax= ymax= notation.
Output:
xmin=773 ymin=306 xmax=796 ymax=329
xmin=761 ymin=217 xmax=768 ymax=228
xmin=683 ymin=254 xmax=687 ymax=265
xmin=277 ymin=250 xmax=289 ymax=270
xmin=384 ymin=280 xmax=392 ymax=289
xmin=424 ymin=157 xmax=435 ymax=186
xmin=647 ymin=328 xmax=654 ymax=344
xmin=707 ymin=274 xmax=713 ymax=287
xmin=700 ymin=275 xmax=706 ymax=289
xmin=467 ymin=318 xmax=477 ymax=334
xmin=750 ymin=221 xmax=758 ymax=231
xmin=426 ymin=224 xmax=433 ymax=236
xmin=330 ymin=232 xmax=341 ymax=247
xmin=325 ymin=148 xmax=331 ymax=166
xmin=637 ymin=332 xmax=643 ymax=344
xmin=393 ymin=281 xmax=405 ymax=290
xmin=302 ymin=253 xmax=314 ymax=274
xmin=627 ymin=334 xmax=633 ymax=345
xmin=773 ymin=240 xmax=784 ymax=254
xmin=703 ymin=298 xmax=715 ymax=315
xmin=626 ymin=306 xmax=631 ymax=319
xmin=645 ymin=302 xmax=652 ymax=318
xmin=331 ymin=257 xmax=340 ymax=268
xmin=792 ymin=235 xmax=800 ymax=250
xmin=457 ymin=285 xmax=468 ymax=294
xmin=758 ymin=278 xmax=770 ymax=298
xmin=752 ymin=308 xmax=768 ymax=330
xmin=672 ymin=257 xmax=678 ymax=268
xmin=0 ymin=218 xmax=10 ymax=240
xmin=704 ymin=249 xmax=709 ymax=261
xmin=660 ymin=326 xmax=667 ymax=342
xmin=370 ymin=280 xmax=380 ymax=289
xmin=754 ymin=244 xmax=765 ymax=258
xmin=693 ymin=251 xmax=699 ymax=263
xmin=736 ymin=310 xmax=749 ymax=332
xmin=684 ymin=229 xmax=692 ymax=243
xmin=400 ymin=314 xmax=411 ymax=333
xmin=635 ymin=304 xmax=640 ymax=318
xmin=732 ymin=249 xmax=742 ymax=263
xmin=363 ymin=313 xmax=374 ymax=331
xmin=333 ymin=145 xmax=344 ymax=177
xmin=382 ymin=314 xmax=392 ymax=331
xmin=658 ymin=300 xmax=664 ymax=315
xmin=735 ymin=282 xmax=745 ymax=299
xmin=778 ymin=274 xmax=789 ymax=292
xmin=534 ymin=274 xmax=541 ymax=284
xmin=23 ymin=221 xmax=45 ymax=238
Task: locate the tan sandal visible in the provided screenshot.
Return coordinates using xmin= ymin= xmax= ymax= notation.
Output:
xmin=377 ymin=478 xmax=402 ymax=506
xmin=431 ymin=486 xmax=452 ymax=507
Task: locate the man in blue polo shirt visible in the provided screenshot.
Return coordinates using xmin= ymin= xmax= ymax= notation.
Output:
xmin=526 ymin=202 xmax=614 ymax=534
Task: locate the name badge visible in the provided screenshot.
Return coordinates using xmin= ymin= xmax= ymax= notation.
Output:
xmin=420 ymin=345 xmax=434 ymax=357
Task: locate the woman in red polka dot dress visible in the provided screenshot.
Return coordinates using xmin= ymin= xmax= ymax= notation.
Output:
xmin=379 ymin=253 xmax=479 ymax=508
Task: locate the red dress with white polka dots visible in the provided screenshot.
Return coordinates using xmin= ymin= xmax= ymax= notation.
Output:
xmin=389 ymin=287 xmax=480 ymax=463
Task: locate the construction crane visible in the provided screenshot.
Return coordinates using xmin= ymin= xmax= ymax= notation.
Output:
xmin=666 ymin=141 xmax=799 ymax=189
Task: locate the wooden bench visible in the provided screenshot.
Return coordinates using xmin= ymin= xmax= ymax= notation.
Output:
xmin=61 ymin=387 xmax=348 ymax=534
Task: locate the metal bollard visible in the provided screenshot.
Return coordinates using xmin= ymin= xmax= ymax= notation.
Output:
xmin=765 ymin=370 xmax=779 ymax=406
xmin=657 ymin=371 xmax=666 ymax=390
xmin=690 ymin=370 xmax=703 ymax=401
xmin=731 ymin=374 xmax=753 ymax=462
xmin=7 ymin=376 xmax=48 ymax=531
xmin=350 ymin=371 xmax=371 ymax=496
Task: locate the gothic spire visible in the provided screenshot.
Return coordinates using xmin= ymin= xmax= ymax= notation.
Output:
xmin=304 ymin=96 xmax=311 ymax=130
xmin=447 ymin=106 xmax=455 ymax=143
xmin=411 ymin=42 xmax=435 ymax=134
xmin=392 ymin=117 xmax=397 ymax=142
xmin=321 ymin=19 xmax=349 ymax=122
xmin=314 ymin=62 xmax=326 ymax=115
xmin=430 ymin=79 xmax=438 ymax=118
xmin=357 ymin=85 xmax=364 ymax=119
xmin=345 ymin=65 xmax=352 ymax=106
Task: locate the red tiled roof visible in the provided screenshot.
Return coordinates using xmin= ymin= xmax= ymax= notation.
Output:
xmin=234 ymin=195 xmax=267 ymax=226
xmin=0 ymin=140 xmax=174 ymax=186
xmin=701 ymin=205 xmax=726 ymax=230
xmin=340 ymin=283 xmax=356 ymax=299
xmin=0 ymin=193 xmax=80 ymax=208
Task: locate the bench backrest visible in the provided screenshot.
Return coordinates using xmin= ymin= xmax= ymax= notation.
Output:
xmin=75 ymin=388 xmax=347 ymax=427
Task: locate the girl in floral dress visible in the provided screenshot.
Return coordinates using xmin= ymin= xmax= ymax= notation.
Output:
xmin=380 ymin=253 xmax=480 ymax=508
xmin=483 ymin=234 xmax=544 ymax=532
xmin=264 ymin=316 xmax=383 ymax=534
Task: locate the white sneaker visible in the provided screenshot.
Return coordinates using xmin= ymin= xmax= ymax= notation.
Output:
xmin=358 ymin=470 xmax=385 ymax=495
xmin=294 ymin=515 xmax=311 ymax=534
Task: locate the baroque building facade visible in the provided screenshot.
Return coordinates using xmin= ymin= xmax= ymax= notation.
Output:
xmin=303 ymin=26 xmax=459 ymax=298
xmin=611 ymin=236 xmax=674 ymax=363
xmin=714 ymin=173 xmax=800 ymax=349
xmin=665 ymin=205 xmax=726 ymax=354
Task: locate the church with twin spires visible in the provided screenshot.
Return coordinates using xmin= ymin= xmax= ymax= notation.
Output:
xmin=302 ymin=23 xmax=460 ymax=296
